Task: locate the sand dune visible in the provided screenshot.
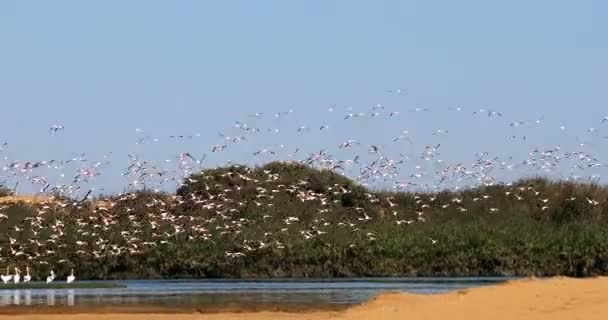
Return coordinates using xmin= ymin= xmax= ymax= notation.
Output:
xmin=1 ymin=277 xmax=607 ymax=320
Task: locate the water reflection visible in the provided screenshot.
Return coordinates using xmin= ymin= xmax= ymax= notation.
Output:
xmin=13 ymin=290 xmax=20 ymax=305
xmin=67 ymin=290 xmax=75 ymax=306
xmin=0 ymin=289 xmax=78 ymax=306
xmin=0 ymin=278 xmax=511 ymax=308
xmin=0 ymin=290 xmax=32 ymax=306
xmin=46 ymin=290 xmax=55 ymax=306
xmin=1 ymin=291 xmax=8 ymax=306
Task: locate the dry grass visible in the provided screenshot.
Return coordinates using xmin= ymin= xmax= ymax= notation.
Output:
xmin=0 ymin=195 xmax=51 ymax=204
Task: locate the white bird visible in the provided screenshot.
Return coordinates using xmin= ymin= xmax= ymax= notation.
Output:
xmin=12 ymin=268 xmax=21 ymax=284
xmin=212 ymin=144 xmax=227 ymax=152
xmin=388 ymin=88 xmax=407 ymax=95
xmin=49 ymin=125 xmax=65 ymax=134
xmin=46 ymin=270 xmax=55 ymax=284
xmin=23 ymin=267 xmax=31 ymax=283
xmin=1 ymin=267 xmax=12 ymax=284
xmin=66 ymin=269 xmax=76 ymax=284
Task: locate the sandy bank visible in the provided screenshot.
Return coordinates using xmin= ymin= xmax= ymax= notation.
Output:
xmin=1 ymin=277 xmax=607 ymax=319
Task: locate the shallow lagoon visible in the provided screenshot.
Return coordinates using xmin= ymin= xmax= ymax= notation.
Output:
xmin=0 ymin=277 xmax=512 ymax=309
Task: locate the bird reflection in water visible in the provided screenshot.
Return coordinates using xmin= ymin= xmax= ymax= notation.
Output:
xmin=12 ymin=290 xmax=20 ymax=305
xmin=67 ymin=290 xmax=75 ymax=306
xmin=46 ymin=289 xmax=55 ymax=306
xmin=0 ymin=290 xmax=32 ymax=306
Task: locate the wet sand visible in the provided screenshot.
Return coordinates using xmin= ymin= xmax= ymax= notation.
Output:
xmin=1 ymin=277 xmax=607 ymax=319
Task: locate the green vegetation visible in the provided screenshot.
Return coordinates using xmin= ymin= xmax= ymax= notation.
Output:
xmin=1 ymin=162 xmax=608 ymax=279
xmin=0 ymin=185 xmax=12 ymax=197
xmin=0 ymin=282 xmax=126 ymax=290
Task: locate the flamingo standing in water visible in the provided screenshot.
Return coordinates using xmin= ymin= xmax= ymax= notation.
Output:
xmin=46 ymin=270 xmax=55 ymax=284
xmin=66 ymin=269 xmax=75 ymax=284
xmin=1 ymin=267 xmax=12 ymax=284
xmin=13 ymin=268 xmax=21 ymax=284
xmin=23 ymin=267 xmax=31 ymax=283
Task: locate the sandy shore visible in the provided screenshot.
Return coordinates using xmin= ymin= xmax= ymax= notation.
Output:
xmin=1 ymin=277 xmax=607 ymax=320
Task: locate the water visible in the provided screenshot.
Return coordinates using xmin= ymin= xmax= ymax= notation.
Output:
xmin=0 ymin=278 xmax=512 ymax=309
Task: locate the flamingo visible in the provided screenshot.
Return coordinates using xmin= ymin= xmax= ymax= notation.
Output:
xmin=1 ymin=267 xmax=12 ymax=284
xmin=46 ymin=270 xmax=55 ymax=284
xmin=13 ymin=268 xmax=21 ymax=284
xmin=66 ymin=269 xmax=75 ymax=284
xmin=23 ymin=267 xmax=31 ymax=283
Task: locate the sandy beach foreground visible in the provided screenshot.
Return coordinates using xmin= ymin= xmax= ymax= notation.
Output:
xmin=1 ymin=277 xmax=608 ymax=320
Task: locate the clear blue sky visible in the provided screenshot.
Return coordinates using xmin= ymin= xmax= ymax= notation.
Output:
xmin=0 ymin=1 xmax=607 ymax=194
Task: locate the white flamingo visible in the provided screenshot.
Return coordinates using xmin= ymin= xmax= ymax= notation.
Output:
xmin=23 ymin=267 xmax=31 ymax=283
xmin=66 ymin=269 xmax=75 ymax=284
xmin=46 ymin=270 xmax=55 ymax=284
xmin=1 ymin=267 xmax=12 ymax=284
xmin=13 ymin=268 xmax=21 ymax=284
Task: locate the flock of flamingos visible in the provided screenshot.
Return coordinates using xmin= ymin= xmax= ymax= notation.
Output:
xmin=0 ymin=92 xmax=607 ymax=282
xmin=0 ymin=267 xmax=74 ymax=285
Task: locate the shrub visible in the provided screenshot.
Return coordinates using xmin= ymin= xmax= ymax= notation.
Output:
xmin=0 ymin=185 xmax=13 ymax=197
